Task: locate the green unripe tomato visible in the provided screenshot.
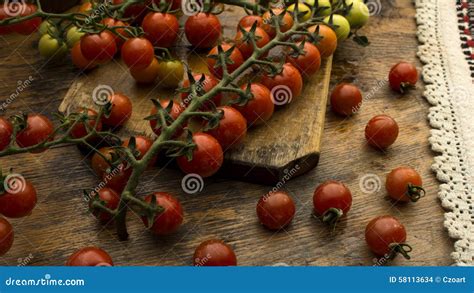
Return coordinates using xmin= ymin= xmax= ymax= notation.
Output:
xmin=323 ymin=14 xmax=351 ymax=40
xmin=38 ymin=34 xmax=67 ymax=59
xmin=66 ymin=26 xmax=85 ymax=47
xmin=345 ymin=0 xmax=369 ymax=28
xmin=38 ymin=20 xmax=57 ymax=35
xmin=157 ymin=60 xmax=185 ymax=88
xmin=288 ymin=0 xmax=332 ymax=21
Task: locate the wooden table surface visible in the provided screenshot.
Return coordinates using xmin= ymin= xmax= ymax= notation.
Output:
xmin=0 ymin=0 xmax=454 ymax=266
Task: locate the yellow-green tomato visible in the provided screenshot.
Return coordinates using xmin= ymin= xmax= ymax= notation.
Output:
xmin=38 ymin=34 xmax=67 ymax=59
xmin=345 ymin=0 xmax=369 ymax=28
xmin=38 ymin=20 xmax=57 ymax=35
xmin=66 ymin=26 xmax=85 ymax=47
xmin=157 ymin=60 xmax=185 ymax=88
xmin=288 ymin=0 xmax=332 ymax=21
xmin=323 ymin=14 xmax=351 ymax=40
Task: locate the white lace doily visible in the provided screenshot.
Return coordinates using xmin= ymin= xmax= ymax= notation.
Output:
xmin=416 ymin=0 xmax=474 ymax=265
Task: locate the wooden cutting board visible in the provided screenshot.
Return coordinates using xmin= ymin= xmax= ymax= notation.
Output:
xmin=59 ymin=7 xmax=332 ymax=185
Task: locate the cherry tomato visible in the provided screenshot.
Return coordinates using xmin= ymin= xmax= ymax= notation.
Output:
xmin=100 ymin=18 xmax=128 ymax=48
xmin=313 ymin=180 xmax=352 ymax=225
xmin=256 ymin=191 xmax=295 ymax=230
xmin=388 ymin=62 xmax=418 ymax=93
xmin=16 ymin=114 xmax=54 ymax=152
xmin=66 ymin=26 xmax=84 ymax=47
xmin=80 ymin=31 xmax=117 ymax=64
xmin=102 ymin=93 xmax=133 ymax=128
xmin=235 ymin=26 xmax=270 ymax=59
xmin=323 ymin=14 xmax=351 ymax=40
xmin=330 ymin=83 xmax=363 ymax=116
xmin=0 ymin=117 xmax=12 ymax=151
xmin=78 ymin=2 xmax=93 ymax=12
xmin=157 ymin=60 xmax=184 ymax=88
xmin=386 ymin=167 xmax=425 ymax=202
xmin=11 ymin=4 xmax=41 ymax=35
xmin=234 ymin=83 xmax=274 ymax=126
xmin=89 ymin=188 xmax=120 ymax=223
xmin=149 ymin=99 xmax=185 ymax=136
xmin=142 ymin=12 xmax=179 ymax=48
xmin=181 ymin=73 xmax=222 ymax=107
xmin=103 ymin=163 xmax=132 ymax=193
xmin=0 ymin=217 xmax=13 ymax=256
xmin=193 ymin=239 xmax=237 ymax=266
xmin=238 ymin=15 xmax=263 ymax=30
xmin=345 ymin=0 xmax=370 ymax=28
xmin=185 ymin=13 xmax=221 ymax=48
xmin=130 ymin=57 xmax=160 ymax=84
xmin=287 ymin=42 xmax=321 ymax=77
xmin=66 ymin=247 xmax=114 ymax=266
xmin=71 ymin=42 xmax=97 ymax=71
xmin=261 ymin=8 xmax=294 ymax=38
xmin=308 ymin=24 xmax=337 ymax=57
xmin=261 ymin=63 xmax=303 ymax=100
xmin=0 ymin=7 xmax=13 ymax=35
xmin=38 ymin=34 xmax=67 ymax=59
xmin=91 ymin=147 xmax=115 ymax=178
xmin=112 ymin=0 xmax=147 ymax=24
xmin=142 ymin=192 xmax=183 ymax=235
xmin=177 ymin=132 xmax=223 ymax=178
xmin=365 ymin=115 xmax=399 ymax=149
xmin=207 ymin=43 xmax=244 ymax=79
xmin=0 ymin=178 xmax=36 ymax=218
xmin=121 ymin=37 xmax=154 ymax=69
xmin=207 ymin=106 xmax=247 ymax=150
xmin=365 ymin=215 xmax=411 ymax=259
xmin=70 ymin=108 xmax=102 ymax=139
xmin=288 ymin=0 xmax=332 ymax=21
xmin=122 ymin=135 xmax=154 ymax=160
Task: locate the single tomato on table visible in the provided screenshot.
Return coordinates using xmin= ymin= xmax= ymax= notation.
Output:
xmin=313 ymin=180 xmax=352 ymax=225
xmin=365 ymin=114 xmax=399 ymax=149
xmin=66 ymin=247 xmax=114 ymax=266
xmin=193 ymin=239 xmax=237 ymax=266
xmin=388 ymin=62 xmax=418 ymax=93
xmin=330 ymin=83 xmax=363 ymax=116
xmin=386 ymin=167 xmax=425 ymax=203
xmin=256 ymin=191 xmax=296 ymax=230
xmin=365 ymin=215 xmax=411 ymax=259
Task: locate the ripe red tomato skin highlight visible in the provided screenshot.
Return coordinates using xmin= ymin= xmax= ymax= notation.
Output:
xmin=313 ymin=180 xmax=352 ymax=217
xmin=0 ymin=217 xmax=13 ymax=256
xmin=256 ymin=191 xmax=296 ymax=230
xmin=66 ymin=247 xmax=113 ymax=266
xmin=80 ymin=31 xmax=117 ymax=64
xmin=142 ymin=12 xmax=179 ymax=48
xmin=386 ymin=167 xmax=423 ymax=202
xmin=177 ymin=133 xmax=224 ymax=178
xmin=207 ymin=106 xmax=247 ymax=150
xmin=234 ymin=83 xmax=274 ymax=126
xmin=102 ymin=93 xmax=133 ymax=128
xmin=185 ymin=13 xmax=222 ymax=49
xmin=16 ymin=114 xmax=54 ymax=152
xmin=388 ymin=62 xmax=418 ymax=92
xmin=330 ymin=83 xmax=363 ymax=116
xmin=0 ymin=179 xmax=37 ymax=218
xmin=286 ymin=42 xmax=321 ymax=77
xmin=365 ymin=114 xmax=399 ymax=149
xmin=141 ymin=192 xmax=183 ymax=235
xmin=261 ymin=63 xmax=303 ymax=99
xmin=235 ymin=26 xmax=270 ymax=59
xmin=193 ymin=239 xmax=237 ymax=266
xmin=365 ymin=216 xmax=407 ymax=256
xmin=121 ymin=37 xmax=154 ymax=69
xmin=0 ymin=117 xmax=12 ymax=151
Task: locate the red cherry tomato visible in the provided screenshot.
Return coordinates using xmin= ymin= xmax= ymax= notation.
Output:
xmin=102 ymin=93 xmax=133 ymax=128
xmin=330 ymin=83 xmax=363 ymax=116
xmin=206 ymin=43 xmax=244 ymax=79
xmin=70 ymin=108 xmax=102 ymax=139
xmin=66 ymin=247 xmax=114 ymax=266
xmin=0 ymin=217 xmax=13 ymax=256
xmin=313 ymin=180 xmax=352 ymax=225
xmin=261 ymin=8 xmax=294 ymax=38
xmin=122 ymin=135 xmax=153 ymax=160
xmin=177 ymin=132 xmax=223 ymax=178
xmin=308 ymin=24 xmax=338 ymax=57
xmin=103 ymin=164 xmax=132 ymax=193
xmin=365 ymin=215 xmax=411 ymax=259
xmin=11 ymin=4 xmax=41 ymax=35
xmin=71 ymin=42 xmax=98 ymax=71
xmin=207 ymin=106 xmax=247 ymax=150
xmin=234 ymin=83 xmax=274 ymax=126
xmin=142 ymin=192 xmax=183 ymax=235
xmin=149 ymin=99 xmax=185 ymax=137
xmin=100 ymin=17 xmax=128 ymax=48
xmin=91 ymin=147 xmax=115 ymax=178
xmin=238 ymin=15 xmax=263 ymax=29
xmin=0 ymin=7 xmax=13 ymax=35
xmin=121 ymin=37 xmax=154 ymax=69
xmin=185 ymin=13 xmax=221 ymax=48
xmin=90 ymin=188 xmax=120 ymax=223
xmin=181 ymin=73 xmax=222 ymax=107
xmin=386 ymin=167 xmax=425 ymax=202
xmin=80 ymin=31 xmax=117 ymax=64
xmin=261 ymin=63 xmax=303 ymax=102
xmin=0 ymin=178 xmax=36 ymax=218
xmin=0 ymin=117 xmax=12 ymax=151
xmin=287 ymin=41 xmax=321 ymax=77
xmin=142 ymin=12 xmax=179 ymax=48
xmin=16 ymin=114 xmax=54 ymax=152
xmin=365 ymin=114 xmax=399 ymax=149
xmin=388 ymin=62 xmax=418 ymax=93
xmin=112 ymin=0 xmax=147 ymax=23
xmin=193 ymin=239 xmax=237 ymax=266
xmin=256 ymin=191 xmax=295 ymax=230
xmin=235 ymin=26 xmax=270 ymax=59
xmin=130 ymin=57 xmax=160 ymax=84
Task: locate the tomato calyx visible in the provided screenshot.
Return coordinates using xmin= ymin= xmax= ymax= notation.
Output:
xmin=388 ymin=243 xmax=413 ymax=260
xmin=405 ymin=183 xmax=426 ymax=202
xmin=399 ymin=82 xmax=416 ymax=94
xmin=321 ymin=207 xmax=344 ymax=227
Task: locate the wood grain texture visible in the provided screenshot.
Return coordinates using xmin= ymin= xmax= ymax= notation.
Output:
xmin=59 ymin=7 xmax=332 ymax=184
xmin=0 ymin=0 xmax=454 ymax=266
